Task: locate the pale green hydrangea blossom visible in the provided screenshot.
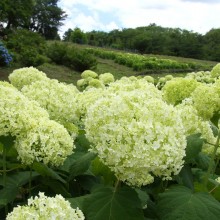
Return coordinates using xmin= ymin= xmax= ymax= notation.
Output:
xmin=0 ymin=85 xmax=49 ymax=137
xmin=186 ymin=71 xmax=215 ymax=84
xmin=0 ymin=84 xmax=74 ymax=166
xmin=6 ymin=192 xmax=85 ymax=220
xmin=144 ymin=75 xmax=155 ymax=84
xmin=88 ymin=78 xmax=105 ymax=89
xmin=15 ymin=119 xmax=74 ymax=166
xmin=162 ymin=77 xmax=199 ymax=105
xmin=176 ymin=103 xmax=217 ymax=152
xmin=81 ymin=70 xmax=98 ymax=79
xmin=76 ymin=87 xmax=106 ymax=121
xmin=99 ymin=72 xmax=115 ymax=85
xmin=21 ymin=79 xmax=80 ymax=136
xmin=191 ymin=83 xmax=220 ymax=120
xmin=85 ymin=92 xmax=186 ymax=186
xmin=107 ymin=77 xmax=162 ymax=99
xmin=210 ymin=63 xmax=220 ymax=79
xmin=9 ymin=67 xmax=48 ymax=90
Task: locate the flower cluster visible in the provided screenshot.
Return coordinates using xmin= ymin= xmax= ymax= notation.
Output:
xmin=85 ymin=92 xmax=186 ymax=186
xmin=6 ymin=192 xmax=85 ymax=220
xmin=185 ymin=71 xmax=215 ymax=84
xmin=9 ymin=67 xmax=48 ymax=90
xmin=107 ymin=77 xmax=162 ymax=99
xmin=190 ymin=83 xmax=220 ymax=120
xmin=0 ymin=83 xmax=74 ymax=166
xmin=211 ymin=63 xmax=220 ymax=79
xmin=162 ymin=77 xmax=199 ymax=105
xmin=176 ymin=102 xmax=216 ymax=151
xmin=0 ymin=41 xmax=13 ymax=66
xmin=21 ymin=79 xmax=80 ymax=136
xmin=77 ymin=70 xmax=115 ymax=91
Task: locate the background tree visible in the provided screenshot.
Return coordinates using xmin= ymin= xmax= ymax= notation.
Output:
xmin=0 ymin=0 xmax=34 ymax=30
xmin=29 ymin=0 xmax=66 ymax=39
xmin=70 ymin=27 xmax=87 ymax=44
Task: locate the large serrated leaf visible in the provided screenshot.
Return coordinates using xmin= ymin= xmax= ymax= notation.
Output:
xmin=68 ymin=152 xmax=96 ymax=180
xmin=32 ymin=161 xmax=66 ymax=183
xmin=83 ymin=186 xmax=144 ymax=220
xmin=157 ymin=185 xmax=220 ymax=220
xmin=185 ymin=133 xmax=204 ymax=163
xmin=0 ymin=171 xmax=39 ymax=205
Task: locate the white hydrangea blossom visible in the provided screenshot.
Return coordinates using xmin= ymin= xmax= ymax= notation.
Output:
xmin=191 ymin=83 xmax=220 ymax=120
xmin=107 ymin=77 xmax=162 ymax=99
xmin=21 ymin=79 xmax=80 ymax=133
xmin=15 ymin=119 xmax=74 ymax=166
xmin=81 ymin=70 xmax=98 ymax=79
xmin=162 ymin=77 xmax=199 ymax=105
xmin=6 ymin=192 xmax=85 ymax=220
xmin=176 ymin=103 xmax=217 ymax=152
xmin=0 ymin=83 xmax=74 ymax=166
xmin=8 ymin=67 xmax=48 ymax=90
xmin=99 ymin=72 xmax=115 ymax=85
xmin=85 ymin=92 xmax=187 ymax=186
xmin=0 ymin=85 xmax=49 ymax=137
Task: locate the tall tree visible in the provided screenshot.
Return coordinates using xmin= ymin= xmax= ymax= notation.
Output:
xmin=0 ymin=0 xmax=34 ymax=29
xmin=29 ymin=0 xmax=67 ymax=39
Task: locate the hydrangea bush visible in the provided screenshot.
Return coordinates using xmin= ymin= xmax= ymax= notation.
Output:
xmin=6 ymin=193 xmax=85 ymax=220
xmin=1 ymin=66 xmax=220 ymax=220
xmin=0 ymin=41 xmax=13 ymax=66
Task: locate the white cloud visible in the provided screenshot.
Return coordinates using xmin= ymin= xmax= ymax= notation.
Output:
xmin=58 ymin=0 xmax=220 ymax=36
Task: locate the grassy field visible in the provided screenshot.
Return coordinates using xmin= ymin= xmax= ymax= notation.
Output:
xmin=0 ymin=44 xmax=218 ymax=84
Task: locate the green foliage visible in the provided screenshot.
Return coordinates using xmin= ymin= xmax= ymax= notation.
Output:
xmin=6 ymin=29 xmax=47 ymax=66
xmin=157 ymin=185 xmax=220 ymax=220
xmin=83 ymin=186 xmax=145 ymax=220
xmin=70 ymin=27 xmax=88 ymax=44
xmin=46 ymin=42 xmax=97 ymax=71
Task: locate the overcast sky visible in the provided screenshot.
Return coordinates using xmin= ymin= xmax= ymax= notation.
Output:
xmin=58 ymin=0 xmax=220 ymax=36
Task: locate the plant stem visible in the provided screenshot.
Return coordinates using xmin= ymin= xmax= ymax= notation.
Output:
xmin=114 ymin=179 xmax=120 ymax=192
xmin=204 ymin=132 xmax=220 ymax=187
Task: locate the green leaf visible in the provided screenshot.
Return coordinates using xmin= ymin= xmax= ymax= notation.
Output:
xmin=69 ymin=152 xmax=96 ymax=180
xmin=40 ymin=179 xmax=71 ymax=197
xmin=67 ymin=195 xmax=90 ymax=210
xmin=195 ymin=152 xmax=212 ymax=171
xmin=178 ymin=165 xmax=194 ymax=190
xmin=185 ymin=133 xmax=204 ymax=163
xmin=157 ymin=185 xmax=220 ymax=220
xmin=0 ymin=171 xmax=39 ymax=205
xmin=32 ymin=161 xmax=66 ymax=184
xmin=83 ymin=186 xmax=144 ymax=220
xmin=0 ymin=135 xmax=15 ymax=152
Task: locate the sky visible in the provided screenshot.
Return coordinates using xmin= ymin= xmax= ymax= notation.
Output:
xmin=58 ymin=0 xmax=220 ymax=36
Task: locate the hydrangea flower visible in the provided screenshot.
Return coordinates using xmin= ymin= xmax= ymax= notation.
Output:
xmin=85 ymin=92 xmax=186 ymax=186
xmin=210 ymin=63 xmax=220 ymax=79
xmin=81 ymin=70 xmax=98 ymax=79
xmin=99 ymin=72 xmax=115 ymax=85
xmin=0 ymin=83 xmax=74 ymax=166
xmin=21 ymin=79 xmax=80 ymax=134
xmin=15 ymin=119 xmax=74 ymax=166
xmin=9 ymin=67 xmax=48 ymax=90
xmin=176 ymin=102 xmax=216 ymax=150
xmin=6 ymin=192 xmax=85 ymax=220
xmin=0 ymin=41 xmax=13 ymax=66
xmin=0 ymin=84 xmax=49 ymax=137
xmin=191 ymin=83 xmax=220 ymax=120
xmin=162 ymin=77 xmax=199 ymax=105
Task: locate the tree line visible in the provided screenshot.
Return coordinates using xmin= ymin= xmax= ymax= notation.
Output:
xmin=1 ymin=1 xmax=220 ymax=62
xmin=64 ymin=25 xmax=220 ymax=62
xmin=0 ymin=0 xmax=66 ymax=40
